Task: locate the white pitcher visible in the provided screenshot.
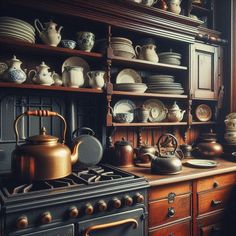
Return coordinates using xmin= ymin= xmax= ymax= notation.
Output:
xmin=62 ymin=66 xmax=84 ymax=88
xmin=135 ymin=44 xmax=159 ymax=63
xmin=87 ymin=70 xmax=105 ymax=89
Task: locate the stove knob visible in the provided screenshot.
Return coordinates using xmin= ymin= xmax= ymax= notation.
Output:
xmin=124 ymin=195 xmax=133 ymax=206
xmin=41 ymin=212 xmax=52 ymax=224
xmin=112 ymin=197 xmax=121 ymax=209
xmin=135 ymin=193 xmax=144 ymax=203
xmin=16 ymin=215 xmax=28 ymax=229
xmin=97 ymin=200 xmax=107 ymax=212
xmin=85 ymin=203 xmax=94 ymax=215
xmin=69 ymin=206 xmax=79 ymax=218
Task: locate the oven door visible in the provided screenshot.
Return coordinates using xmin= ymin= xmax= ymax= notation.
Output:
xmin=77 ymin=208 xmax=146 ymax=236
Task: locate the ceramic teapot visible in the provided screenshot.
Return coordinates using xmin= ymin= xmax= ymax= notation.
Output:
xmin=167 ymin=0 xmax=182 ymax=14
xmin=28 ymin=61 xmax=56 ymax=86
xmin=11 ymin=110 xmax=81 ymax=182
xmin=34 ymin=19 xmax=63 ymax=47
xmin=167 ymin=101 xmax=185 ymax=122
xmin=2 ymin=55 xmax=27 ymax=84
xmin=62 ymin=66 xmax=84 ymax=88
xmin=135 ymin=44 xmax=159 ymax=63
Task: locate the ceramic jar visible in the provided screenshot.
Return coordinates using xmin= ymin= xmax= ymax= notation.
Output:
xmin=167 ymin=0 xmax=182 ymax=14
xmin=87 ymin=70 xmax=105 ymax=89
xmin=167 ymin=101 xmax=186 ymax=122
xmin=2 ymin=55 xmax=27 ymax=84
xmin=76 ymin=31 xmax=95 ymax=52
xmin=136 ymin=105 xmax=150 ymax=122
xmin=62 ymin=66 xmax=84 ymax=88
xmin=34 ymin=19 xmax=63 ymax=47
xmin=135 ymin=44 xmax=159 ymax=63
xmin=28 ymin=62 xmax=55 ymax=86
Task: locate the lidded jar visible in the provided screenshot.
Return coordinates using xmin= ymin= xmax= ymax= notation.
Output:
xmin=196 ymin=130 xmax=223 ymax=158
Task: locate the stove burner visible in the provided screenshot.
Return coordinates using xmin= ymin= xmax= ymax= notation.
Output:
xmin=77 ymin=166 xmax=123 ymax=183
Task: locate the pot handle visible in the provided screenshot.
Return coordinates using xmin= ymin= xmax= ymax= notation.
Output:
xmin=14 ymin=110 xmax=67 ymax=145
xmin=157 ymin=133 xmax=178 ymax=156
xmin=72 ymin=127 xmax=95 ymax=139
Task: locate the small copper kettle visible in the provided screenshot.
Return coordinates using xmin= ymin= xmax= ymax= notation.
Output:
xmin=11 ymin=110 xmax=81 ymax=182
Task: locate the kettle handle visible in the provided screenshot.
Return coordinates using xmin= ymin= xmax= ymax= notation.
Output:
xmin=157 ymin=133 xmax=178 ymax=156
xmin=72 ymin=127 xmax=95 ymax=139
xmin=14 ymin=110 xmax=67 ymax=145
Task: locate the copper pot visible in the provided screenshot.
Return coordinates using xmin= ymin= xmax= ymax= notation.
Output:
xmin=134 ymin=143 xmax=157 ymax=163
xmin=12 ymin=110 xmax=81 ymax=182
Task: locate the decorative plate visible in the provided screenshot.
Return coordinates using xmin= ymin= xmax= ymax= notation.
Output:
xmin=143 ymin=99 xmax=167 ymax=122
xmin=113 ymin=99 xmax=136 ymax=114
xmin=61 ymin=56 xmax=90 ymax=86
xmin=116 ymin=68 xmax=142 ymax=84
xmin=0 ymin=62 xmax=8 ymax=76
xmin=195 ymin=104 xmax=212 ymax=122
xmin=185 ymin=159 xmax=218 ymax=168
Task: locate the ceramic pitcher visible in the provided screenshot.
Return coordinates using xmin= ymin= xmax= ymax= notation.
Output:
xmin=135 ymin=44 xmax=159 ymax=63
xmin=62 ymin=66 xmax=84 ymax=88
xmin=87 ymin=70 xmax=105 ymax=89
xmin=34 ymin=19 xmax=63 ymax=47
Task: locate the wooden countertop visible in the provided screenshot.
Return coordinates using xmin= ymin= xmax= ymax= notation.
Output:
xmin=120 ymin=157 xmax=236 ymax=186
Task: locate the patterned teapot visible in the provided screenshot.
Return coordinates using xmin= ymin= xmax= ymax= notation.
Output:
xmin=34 ymin=19 xmax=63 ymax=47
xmin=167 ymin=101 xmax=185 ymax=122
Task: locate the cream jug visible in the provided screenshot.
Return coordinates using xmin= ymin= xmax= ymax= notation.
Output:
xmin=62 ymin=66 xmax=84 ymax=88
xmin=28 ymin=62 xmax=55 ymax=86
xmin=135 ymin=44 xmax=159 ymax=63
xmin=3 ymin=55 xmax=27 ymax=84
xmin=87 ymin=70 xmax=105 ymax=89
xmin=34 ymin=19 xmax=63 ymax=47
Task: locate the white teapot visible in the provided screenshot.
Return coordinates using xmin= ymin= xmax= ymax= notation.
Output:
xmin=28 ymin=62 xmax=55 ymax=86
xmin=167 ymin=101 xmax=186 ymax=122
xmin=34 ymin=19 xmax=63 ymax=47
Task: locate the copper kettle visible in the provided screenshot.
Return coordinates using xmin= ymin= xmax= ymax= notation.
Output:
xmin=11 ymin=110 xmax=81 ymax=182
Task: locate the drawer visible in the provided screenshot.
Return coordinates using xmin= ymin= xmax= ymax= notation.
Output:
xmin=198 ymin=186 xmax=234 ymax=215
xmin=200 ymin=222 xmax=223 ymax=236
xmin=197 ymin=173 xmax=236 ymax=192
xmin=149 ymin=182 xmax=191 ymax=201
xmin=149 ymin=220 xmax=191 ymax=236
xmin=149 ymin=193 xmax=191 ymax=227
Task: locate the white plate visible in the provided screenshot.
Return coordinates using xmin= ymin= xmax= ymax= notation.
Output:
xmin=0 ymin=22 xmax=35 ymax=35
xmin=0 ymin=25 xmax=35 ymax=38
xmin=116 ymin=68 xmax=142 ymax=84
xmin=61 ymin=57 xmax=90 ymax=86
xmin=143 ymin=99 xmax=167 ymax=122
xmin=185 ymin=159 xmax=218 ymax=168
xmin=146 ymin=89 xmax=184 ymax=94
xmin=113 ymin=99 xmax=136 ymax=114
xmin=0 ymin=32 xmax=34 ymax=43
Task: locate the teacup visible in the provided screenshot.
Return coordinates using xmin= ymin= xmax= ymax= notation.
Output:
xmin=77 ymin=31 xmax=95 ymax=52
xmin=87 ymin=70 xmax=106 ymax=90
xmin=114 ymin=112 xmax=134 ymax=123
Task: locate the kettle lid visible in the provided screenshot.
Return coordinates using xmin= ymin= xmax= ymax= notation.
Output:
xmin=115 ymin=137 xmax=131 ymax=146
xmin=26 ymin=127 xmax=58 ymax=144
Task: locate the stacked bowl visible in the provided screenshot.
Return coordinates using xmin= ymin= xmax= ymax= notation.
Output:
xmin=0 ymin=17 xmax=35 ymax=43
xmin=111 ymin=37 xmax=136 ymax=59
xmin=158 ymin=51 xmax=182 ymax=65
xmin=146 ymin=74 xmax=184 ymax=94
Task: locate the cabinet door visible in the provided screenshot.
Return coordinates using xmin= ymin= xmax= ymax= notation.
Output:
xmin=190 ymin=43 xmax=220 ymax=99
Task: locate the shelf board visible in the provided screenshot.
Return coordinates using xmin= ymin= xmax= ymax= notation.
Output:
xmin=111 ymin=122 xmax=188 ymax=127
xmin=192 ymin=97 xmax=218 ymax=102
xmin=112 ymin=90 xmax=188 ymax=99
xmin=191 ymin=121 xmax=217 ymax=125
xmin=0 ymin=82 xmax=104 ymax=94
xmin=110 ymin=56 xmax=188 ymax=71
xmin=0 ymin=37 xmax=103 ymax=59
xmin=191 ymin=4 xmax=212 ymax=14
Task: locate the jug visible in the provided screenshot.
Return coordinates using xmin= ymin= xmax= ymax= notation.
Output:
xmin=2 ymin=55 xmax=27 ymax=84
xmin=34 ymin=19 xmax=63 ymax=47
xmin=28 ymin=61 xmax=56 ymax=86
xmin=87 ymin=70 xmax=105 ymax=89
xmin=62 ymin=66 xmax=84 ymax=88
xmin=135 ymin=44 xmax=159 ymax=63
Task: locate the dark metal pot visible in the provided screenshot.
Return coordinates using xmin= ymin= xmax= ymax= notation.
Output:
xmin=134 ymin=143 xmax=157 ymax=163
xmin=12 ymin=110 xmax=80 ymax=182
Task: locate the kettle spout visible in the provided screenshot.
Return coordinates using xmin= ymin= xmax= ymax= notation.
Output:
xmin=71 ymin=140 xmax=82 ymax=165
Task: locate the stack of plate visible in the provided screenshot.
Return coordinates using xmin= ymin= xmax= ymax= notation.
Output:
xmin=111 ymin=37 xmax=136 ymax=59
xmin=114 ymin=68 xmax=147 ymax=93
xmin=0 ymin=17 xmax=35 ymax=43
xmin=146 ymin=75 xmax=184 ymax=95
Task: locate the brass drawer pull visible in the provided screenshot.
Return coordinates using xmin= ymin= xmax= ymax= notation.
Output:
xmin=167 ymin=207 xmax=175 ymax=217
xmin=213 ymin=181 xmax=219 ymax=188
xmin=211 ymin=200 xmax=222 ymax=207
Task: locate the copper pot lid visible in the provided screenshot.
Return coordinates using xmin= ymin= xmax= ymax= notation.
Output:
xmin=26 ymin=127 xmax=58 ymax=144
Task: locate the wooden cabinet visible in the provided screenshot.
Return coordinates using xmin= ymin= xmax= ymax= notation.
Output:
xmin=190 ymin=42 xmax=221 ymax=100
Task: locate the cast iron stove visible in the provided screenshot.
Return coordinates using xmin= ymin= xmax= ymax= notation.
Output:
xmin=0 ymin=164 xmax=149 ymax=236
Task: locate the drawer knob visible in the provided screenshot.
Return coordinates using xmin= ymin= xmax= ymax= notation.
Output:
xmin=41 ymin=212 xmax=52 ymax=224
xmin=167 ymin=207 xmax=175 ymax=217
xmin=16 ymin=215 xmax=28 ymax=229
xmin=211 ymin=200 xmax=222 ymax=207
xmin=213 ymin=181 xmax=219 ymax=188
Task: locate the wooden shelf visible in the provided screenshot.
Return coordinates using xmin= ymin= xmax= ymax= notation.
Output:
xmin=0 ymin=37 xmax=103 ymax=60
xmin=110 ymin=122 xmax=188 ymax=127
xmin=110 ymin=56 xmax=188 ymax=71
xmin=191 ymin=4 xmax=212 ymax=15
xmin=191 ymin=121 xmax=217 ymax=125
xmin=112 ymin=90 xmax=188 ymax=99
xmin=0 ymin=82 xmax=104 ymax=94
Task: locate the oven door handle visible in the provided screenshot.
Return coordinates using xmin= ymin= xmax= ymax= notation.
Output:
xmin=83 ymin=218 xmax=138 ymax=236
